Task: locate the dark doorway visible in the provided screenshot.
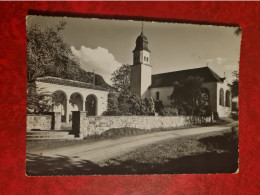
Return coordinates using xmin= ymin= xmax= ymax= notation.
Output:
xmin=85 ymin=95 xmax=97 ymax=116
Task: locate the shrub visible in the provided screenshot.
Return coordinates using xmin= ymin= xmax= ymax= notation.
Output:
xmin=213 ymin=112 xmax=219 ymax=120
xmin=154 ymin=100 xmax=164 ymax=113
xmin=160 ymin=107 xmax=178 ymax=116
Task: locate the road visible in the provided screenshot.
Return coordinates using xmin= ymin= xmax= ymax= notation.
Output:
xmin=27 ymin=126 xmax=231 ymax=164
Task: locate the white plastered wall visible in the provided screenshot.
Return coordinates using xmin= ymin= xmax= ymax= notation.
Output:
xmin=216 ymin=80 xmax=232 ymax=117
xmin=36 ymin=81 xmax=108 ymax=122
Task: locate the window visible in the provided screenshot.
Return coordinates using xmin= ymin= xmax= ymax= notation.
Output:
xmin=219 ymin=88 xmax=224 ymax=106
xmin=144 ymin=56 xmax=146 ymax=61
xmin=147 ymin=57 xmax=149 ymax=62
xmin=156 ymin=91 xmax=160 ymax=100
xmin=225 ymin=90 xmax=231 ymax=107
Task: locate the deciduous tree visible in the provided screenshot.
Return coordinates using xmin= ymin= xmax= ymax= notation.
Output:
xmin=169 ymin=76 xmax=210 ymax=116
xmin=230 ymin=71 xmax=239 ymax=98
xmin=111 ymin=64 xmax=131 ymax=93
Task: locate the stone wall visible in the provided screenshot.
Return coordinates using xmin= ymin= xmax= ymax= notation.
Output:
xmin=26 ymin=112 xmax=61 ymax=131
xmin=72 ymin=111 xmax=212 ymax=138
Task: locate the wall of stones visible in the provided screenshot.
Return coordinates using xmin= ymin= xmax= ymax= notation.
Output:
xmin=72 ymin=111 xmax=212 ymax=137
xmin=26 ymin=112 xmax=61 ymax=131
xmin=27 ymin=114 xmax=52 ymax=131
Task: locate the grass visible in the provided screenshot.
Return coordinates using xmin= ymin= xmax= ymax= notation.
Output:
xmin=98 ymin=124 xmax=239 ymax=174
xmin=26 ymin=126 xmax=239 ymax=175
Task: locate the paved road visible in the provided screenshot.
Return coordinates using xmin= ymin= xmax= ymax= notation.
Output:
xmin=27 ymin=126 xmax=231 ymax=163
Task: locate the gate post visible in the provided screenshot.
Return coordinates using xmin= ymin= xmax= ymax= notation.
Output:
xmin=72 ymin=111 xmax=87 ymax=138
xmin=53 ymin=112 xmax=61 ymax=130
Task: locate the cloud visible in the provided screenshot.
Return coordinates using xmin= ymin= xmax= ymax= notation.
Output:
xmin=71 ymin=46 xmax=122 ymax=84
xmin=225 ymin=64 xmax=238 ymax=71
xmin=206 ymin=57 xmax=227 ymax=65
xmin=216 ymin=57 xmax=226 ymax=65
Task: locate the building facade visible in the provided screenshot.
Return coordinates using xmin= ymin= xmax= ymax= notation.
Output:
xmin=35 ymin=76 xmax=108 ymax=123
xmin=130 ymin=31 xmax=232 ymax=117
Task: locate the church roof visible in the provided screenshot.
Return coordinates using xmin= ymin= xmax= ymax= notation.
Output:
xmin=133 ymin=32 xmax=151 ymax=52
xmin=150 ymin=67 xmax=225 ymax=88
xmin=36 ymin=76 xmax=108 ymax=91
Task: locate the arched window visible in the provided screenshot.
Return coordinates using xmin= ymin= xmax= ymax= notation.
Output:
xmin=225 ymin=90 xmax=231 ymax=107
xmin=219 ymin=88 xmax=224 ymax=106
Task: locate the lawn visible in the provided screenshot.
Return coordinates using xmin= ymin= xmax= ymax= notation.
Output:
xmin=98 ymin=126 xmax=239 ymax=174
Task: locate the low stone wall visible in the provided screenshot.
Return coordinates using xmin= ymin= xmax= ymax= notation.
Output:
xmin=27 ymin=112 xmax=61 ymax=131
xmin=72 ymin=111 xmax=212 ymax=137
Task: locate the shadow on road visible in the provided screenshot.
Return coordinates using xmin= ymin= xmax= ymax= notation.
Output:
xmin=26 ymin=151 xmax=238 ymax=176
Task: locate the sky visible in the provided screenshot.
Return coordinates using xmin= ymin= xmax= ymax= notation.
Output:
xmin=27 ymin=15 xmax=242 ymax=84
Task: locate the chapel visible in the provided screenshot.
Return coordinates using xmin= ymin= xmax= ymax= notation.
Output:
xmin=130 ymin=29 xmax=232 ymax=117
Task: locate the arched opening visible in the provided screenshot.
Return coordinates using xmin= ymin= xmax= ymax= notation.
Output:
xmin=70 ymin=93 xmax=84 ymax=121
xmin=85 ymin=94 xmax=97 ymax=116
xmin=52 ymin=90 xmax=67 ymax=122
xmin=219 ymin=88 xmax=224 ymax=106
xmin=225 ymin=90 xmax=231 ymax=107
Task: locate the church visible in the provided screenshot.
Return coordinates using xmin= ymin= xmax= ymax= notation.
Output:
xmin=130 ymin=29 xmax=232 ymax=118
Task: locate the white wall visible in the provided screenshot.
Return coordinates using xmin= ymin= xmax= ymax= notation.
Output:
xmin=36 ymin=80 xmax=108 ymax=119
xmin=149 ymin=86 xmax=174 ymax=106
xmin=149 ymin=81 xmax=231 ymax=118
xmin=140 ymin=50 xmax=150 ymax=65
xmin=130 ymin=64 xmax=152 ymax=98
xmin=216 ymin=81 xmax=232 ymax=117
xmin=140 ymin=64 xmax=152 ymax=98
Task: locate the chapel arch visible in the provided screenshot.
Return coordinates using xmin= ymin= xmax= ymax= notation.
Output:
xmin=70 ymin=92 xmax=84 ymax=112
xmin=52 ymin=90 xmax=67 ymax=122
xmin=85 ymin=94 xmax=98 ymax=116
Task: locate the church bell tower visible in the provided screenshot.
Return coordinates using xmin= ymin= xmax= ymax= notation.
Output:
xmin=130 ymin=23 xmax=152 ymax=98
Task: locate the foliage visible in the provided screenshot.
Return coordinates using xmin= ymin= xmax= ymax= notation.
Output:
xmin=160 ymin=107 xmax=178 ymax=116
xmin=111 ymin=64 xmax=131 ymax=93
xmin=230 ymin=71 xmax=239 ymax=98
xmin=104 ymin=92 xmax=155 ymax=116
xmin=27 ymin=21 xmax=114 ymax=113
xmin=107 ymin=92 xmax=119 ymax=112
xmin=169 ymin=76 xmax=211 ymax=116
xmin=27 ymin=21 xmax=112 ymax=89
xmin=27 ymin=82 xmax=52 ymax=113
xmin=154 ymin=100 xmax=164 ymax=113
xmin=27 ymin=21 xmax=78 ymax=81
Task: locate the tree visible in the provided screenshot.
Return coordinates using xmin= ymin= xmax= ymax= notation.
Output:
xmin=103 ymin=92 xmax=119 ymax=115
xmin=230 ymin=71 xmax=239 ymax=98
xmin=169 ymin=76 xmax=210 ymax=116
xmin=27 ymin=82 xmax=52 ymax=113
xmin=111 ymin=64 xmax=131 ymax=93
xmin=27 ymin=21 xmax=82 ymax=82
